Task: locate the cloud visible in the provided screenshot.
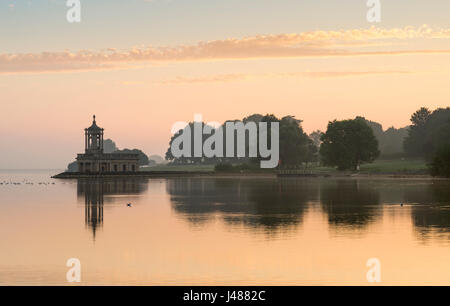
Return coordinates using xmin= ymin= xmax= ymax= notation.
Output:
xmin=158 ymin=74 xmax=253 ymax=84
xmin=157 ymin=70 xmax=413 ymax=84
xmin=1 ymin=25 xmax=450 ymax=74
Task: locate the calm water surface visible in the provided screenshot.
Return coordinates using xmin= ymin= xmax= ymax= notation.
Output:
xmin=1 ymin=170 xmax=450 ymax=285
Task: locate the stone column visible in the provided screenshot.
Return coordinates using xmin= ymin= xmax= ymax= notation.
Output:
xmin=100 ymin=130 xmax=104 ymax=152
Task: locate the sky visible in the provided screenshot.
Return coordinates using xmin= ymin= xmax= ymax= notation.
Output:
xmin=1 ymin=0 xmax=450 ymax=168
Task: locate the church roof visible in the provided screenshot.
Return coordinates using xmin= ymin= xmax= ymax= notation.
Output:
xmin=77 ymin=153 xmax=139 ymax=160
xmin=86 ymin=115 xmax=103 ymax=132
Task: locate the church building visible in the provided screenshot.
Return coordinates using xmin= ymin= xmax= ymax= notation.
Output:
xmin=76 ymin=116 xmax=140 ymax=173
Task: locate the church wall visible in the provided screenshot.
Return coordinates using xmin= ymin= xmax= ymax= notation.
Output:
xmin=77 ymin=159 xmax=139 ymax=173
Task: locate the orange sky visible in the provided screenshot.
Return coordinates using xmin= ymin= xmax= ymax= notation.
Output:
xmin=1 ymin=5 xmax=450 ymax=168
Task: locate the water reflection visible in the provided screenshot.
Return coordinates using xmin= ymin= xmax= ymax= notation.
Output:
xmin=77 ymin=178 xmax=148 ymax=238
xmin=319 ymin=179 xmax=381 ymax=230
xmin=405 ymin=181 xmax=450 ymax=240
xmin=167 ymin=178 xmax=386 ymax=236
xmin=167 ymin=178 xmax=320 ymax=236
xmin=3 ymin=170 xmax=450 ymax=285
xmin=166 ymin=177 xmax=450 ymax=240
xmin=76 ymin=177 xmax=450 ymax=241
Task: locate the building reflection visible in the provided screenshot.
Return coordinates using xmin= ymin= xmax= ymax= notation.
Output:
xmin=77 ymin=178 xmax=148 ymax=239
xmin=77 ymin=177 xmax=450 ymax=241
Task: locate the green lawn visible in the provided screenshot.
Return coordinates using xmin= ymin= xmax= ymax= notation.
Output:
xmin=311 ymin=159 xmax=428 ymax=174
xmin=140 ymin=159 xmax=428 ymax=174
xmin=359 ymin=159 xmax=428 ymax=174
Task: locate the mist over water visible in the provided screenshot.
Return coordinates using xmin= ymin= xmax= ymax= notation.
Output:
xmin=1 ymin=170 xmax=450 ymax=285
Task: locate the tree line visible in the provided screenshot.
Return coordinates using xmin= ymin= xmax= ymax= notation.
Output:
xmin=165 ymin=114 xmax=317 ymax=168
xmin=403 ymin=107 xmax=450 ymax=177
xmin=164 ymin=107 xmax=450 ymax=177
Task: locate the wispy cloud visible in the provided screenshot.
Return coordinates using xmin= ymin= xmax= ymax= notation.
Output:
xmin=157 ymin=70 xmax=413 ymax=84
xmin=158 ymin=74 xmax=253 ymax=84
xmin=2 ymin=25 xmax=450 ymax=74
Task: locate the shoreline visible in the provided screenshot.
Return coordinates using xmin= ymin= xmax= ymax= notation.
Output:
xmin=51 ymin=171 xmax=448 ymax=180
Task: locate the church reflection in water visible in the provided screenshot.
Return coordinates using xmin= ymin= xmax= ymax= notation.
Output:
xmin=76 ymin=177 xmax=450 ymax=241
xmin=77 ymin=178 xmax=148 ymax=238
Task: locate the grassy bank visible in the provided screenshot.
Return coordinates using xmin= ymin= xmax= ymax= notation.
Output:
xmin=359 ymin=159 xmax=427 ymax=174
xmin=311 ymin=159 xmax=428 ymax=174
xmin=140 ymin=159 xmax=428 ymax=175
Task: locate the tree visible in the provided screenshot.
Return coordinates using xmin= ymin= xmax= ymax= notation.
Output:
xmin=428 ymin=119 xmax=450 ymax=177
xmin=402 ymin=107 xmax=450 ymax=176
xmin=404 ymin=107 xmax=432 ymax=156
xmin=164 ymin=113 xmax=315 ymax=168
xmin=320 ymin=118 xmax=380 ymax=170
xmin=103 ymin=139 xmax=118 ymax=153
xmin=357 ymin=116 xmax=408 ymax=156
xmin=429 ymin=144 xmax=450 ymax=178
xmin=165 ymin=121 xmax=219 ymax=164
xmin=278 ymin=115 xmax=311 ymax=167
xmin=305 ymin=138 xmax=319 ymax=165
xmin=114 ymin=148 xmax=149 ymax=166
xmin=411 ymin=107 xmax=431 ymax=127
xmin=309 ymin=130 xmax=323 ymax=149
xmin=404 ymin=107 xmax=450 ymax=158
xmin=67 ymin=161 xmax=78 ymax=172
xmin=382 ymin=126 xmax=408 ymax=156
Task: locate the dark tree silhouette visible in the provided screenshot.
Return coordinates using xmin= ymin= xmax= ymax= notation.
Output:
xmin=404 ymin=107 xmax=450 ymax=160
xmin=404 ymin=107 xmax=432 ymax=157
xmin=165 ymin=113 xmax=316 ymax=168
xmin=429 ymin=144 xmax=450 ymax=177
xmin=320 ymin=118 xmax=380 ymax=170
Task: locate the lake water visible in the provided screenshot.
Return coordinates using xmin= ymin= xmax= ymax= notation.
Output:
xmin=1 ymin=170 xmax=450 ymax=285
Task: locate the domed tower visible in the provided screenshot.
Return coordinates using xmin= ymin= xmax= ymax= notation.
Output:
xmin=76 ymin=115 xmax=139 ymax=174
xmin=85 ymin=115 xmax=104 ymax=154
